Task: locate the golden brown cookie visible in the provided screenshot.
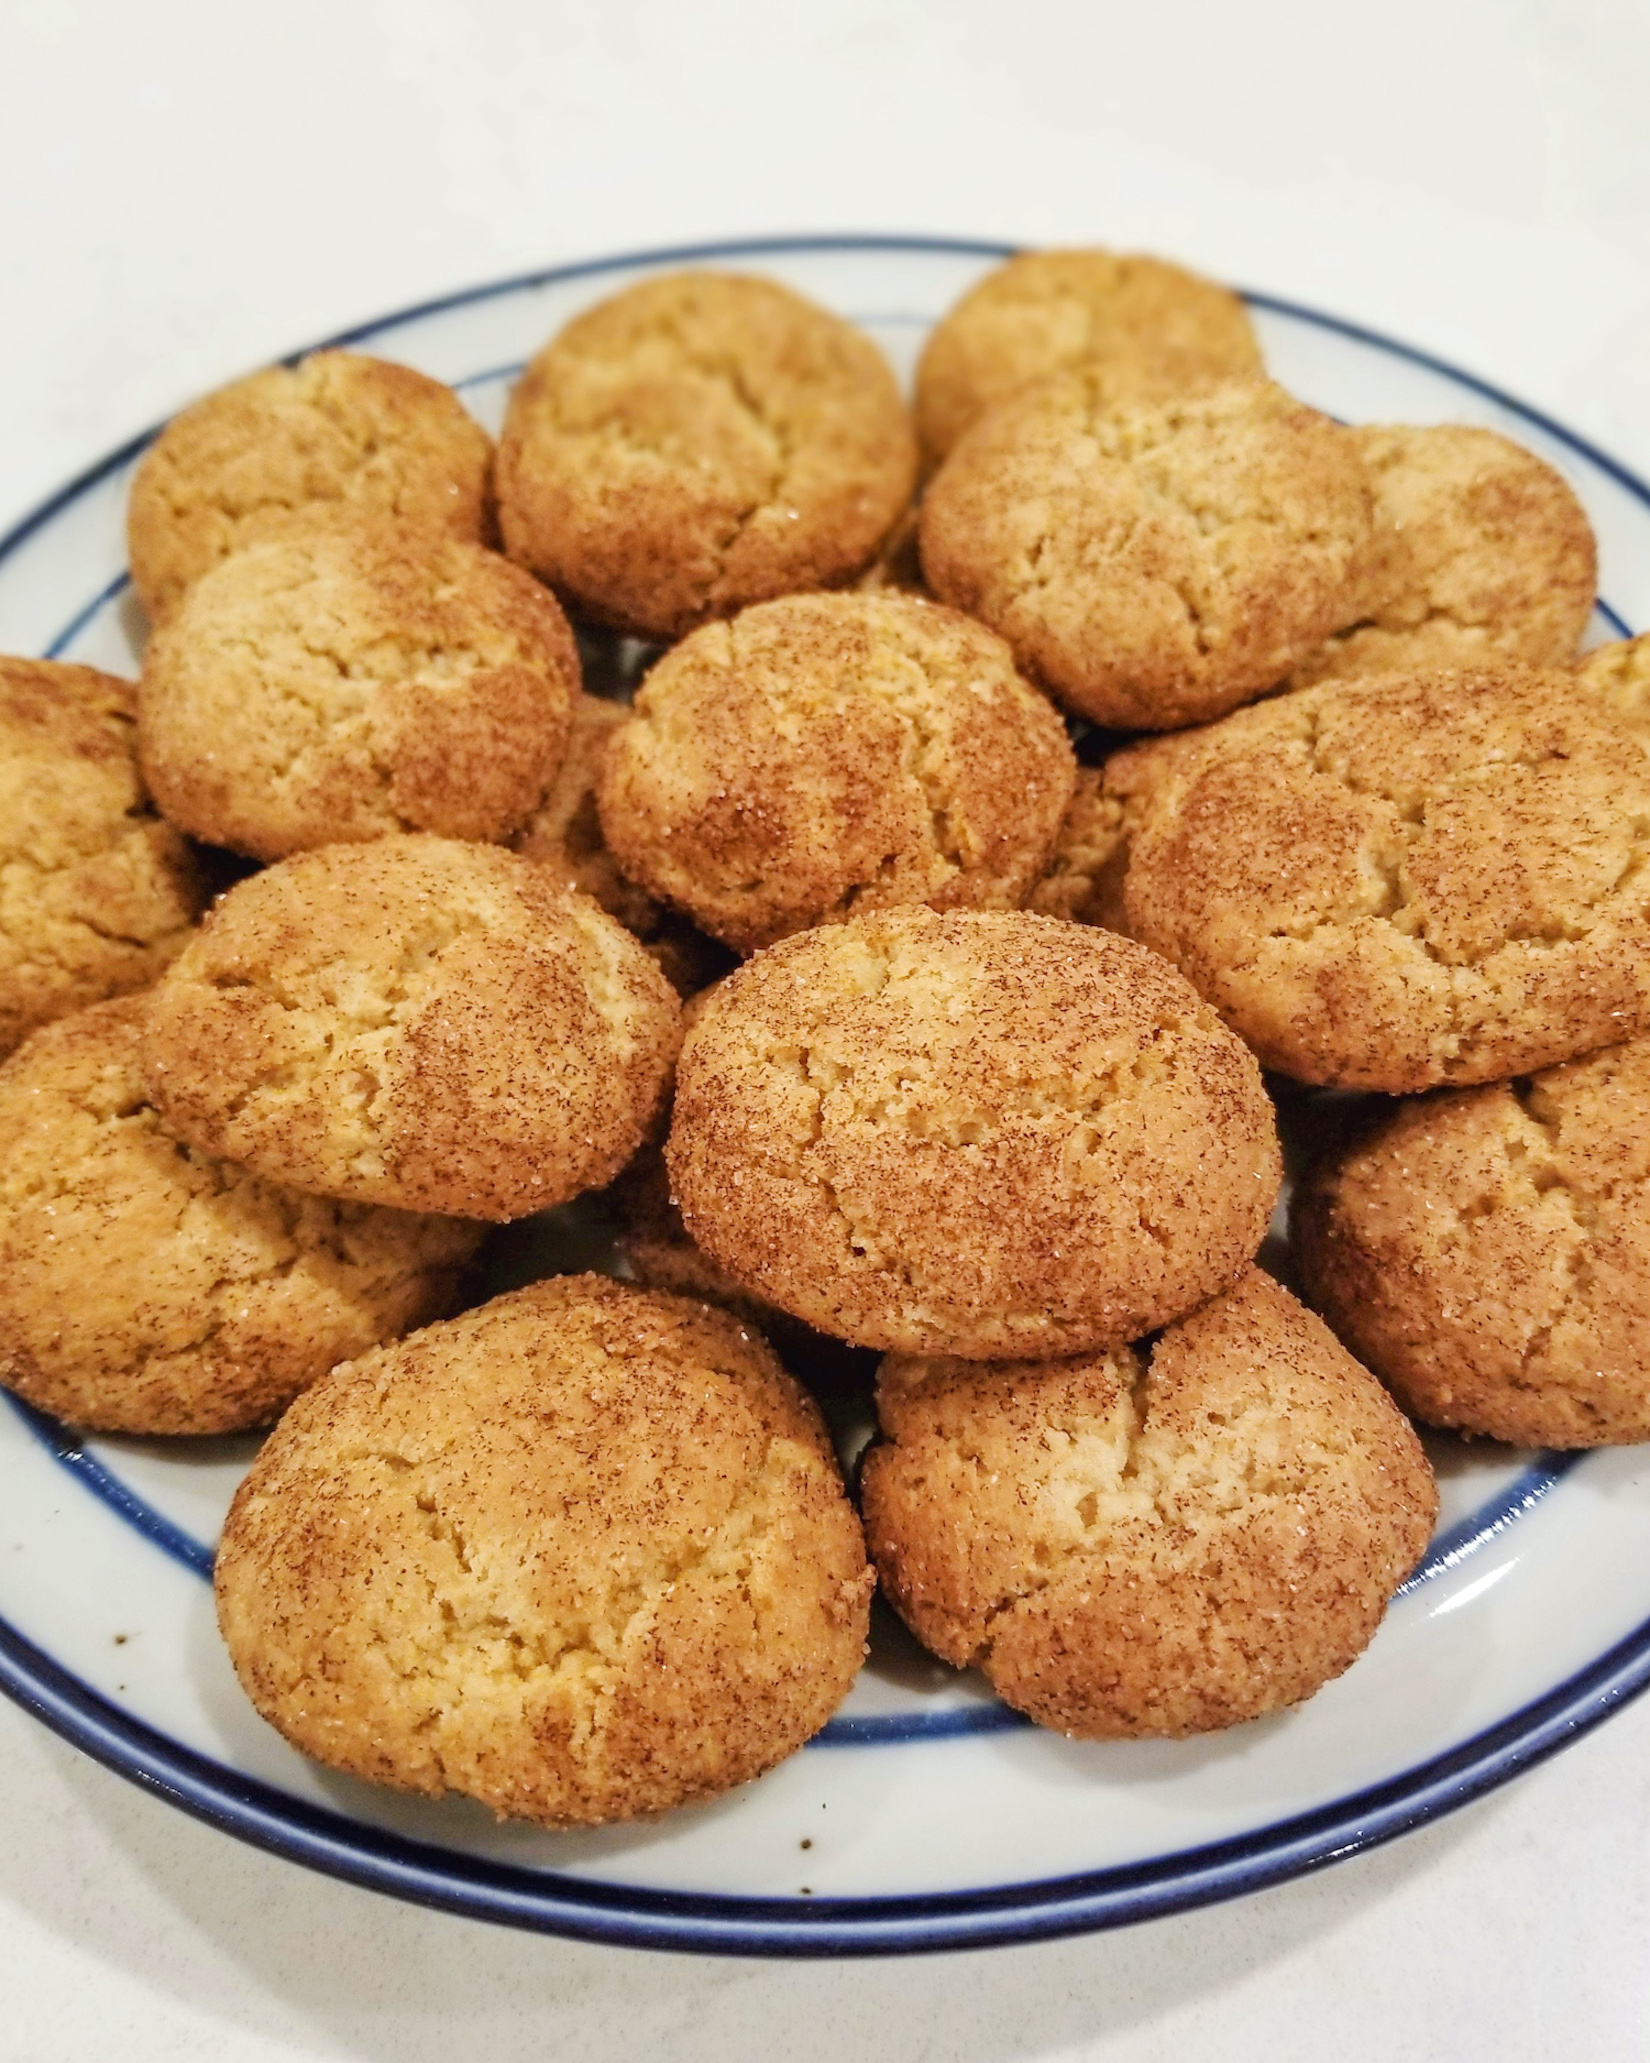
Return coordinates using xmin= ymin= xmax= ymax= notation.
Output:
xmin=214 ymin=1274 xmax=873 ymax=1826
xmin=914 ymin=248 xmax=1263 ymax=467
xmin=1289 ymin=425 xmax=1597 ymax=686
xmin=142 ymin=836 xmax=681 ymax=1221
xmin=1124 ymin=665 xmax=1650 ymax=1090
xmin=1575 ymin=630 xmax=1650 ymax=736
xmin=127 ymin=350 xmax=493 ymax=621
xmin=596 ymin=593 xmax=1077 ymax=953
xmin=0 ymin=998 xmax=478 ymax=1435
xmin=0 ymin=656 xmax=205 ymax=1057
xmin=496 ymin=271 xmax=916 ymax=639
xmin=1025 ymin=766 xmax=1131 ymax=929
xmin=510 ymin=689 xmax=734 ymax=995
xmin=667 ymin=908 xmax=1280 ymax=1358
xmin=861 ymin=1265 xmax=1435 ymax=1737
xmin=919 ymin=373 xmax=1373 ymax=729
xmin=139 ymin=519 xmax=577 ymax=861
xmin=1296 ymin=1035 xmax=1650 ymax=1447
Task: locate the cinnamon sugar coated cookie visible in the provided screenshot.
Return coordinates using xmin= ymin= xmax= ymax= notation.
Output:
xmin=139 ymin=520 xmax=578 ymax=860
xmin=1576 ymin=630 xmax=1650 ymax=735
xmin=1025 ymin=766 xmax=1131 ymax=929
xmin=596 ymin=593 xmax=1077 ymax=952
xmin=142 ymin=837 xmax=681 ymax=1220
xmin=914 ymin=248 xmax=1263 ymax=466
xmin=1296 ymin=1035 xmax=1650 ymax=1447
xmin=1289 ymin=424 xmax=1596 ymax=686
xmin=1124 ymin=665 xmax=1650 ymax=1090
xmin=127 ymin=351 xmax=493 ymax=620
xmin=497 ymin=272 xmax=917 ymax=638
xmin=0 ymin=999 xmax=479 ymax=1435
xmin=667 ymin=909 xmax=1281 ymax=1358
xmin=861 ymin=1266 xmax=1435 ymax=1736
xmin=920 ymin=374 xmax=1373 ymax=729
xmin=0 ymin=656 xmax=205 ymax=1056
xmin=214 ymin=1275 xmax=873 ymax=1826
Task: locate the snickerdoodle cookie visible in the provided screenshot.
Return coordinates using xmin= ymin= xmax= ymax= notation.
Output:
xmin=861 ymin=1265 xmax=1435 ymax=1737
xmin=0 ymin=656 xmax=204 ymax=1056
xmin=666 ymin=909 xmax=1280 ymax=1358
xmin=914 ymin=248 xmax=1264 ymax=467
xmin=1296 ymin=1034 xmax=1650 ymax=1447
xmin=1289 ymin=425 xmax=1596 ymax=686
xmin=128 ymin=350 xmax=493 ymax=620
xmin=1025 ymin=766 xmax=1131 ymax=930
xmin=920 ymin=373 xmax=1374 ymax=729
xmin=139 ymin=519 xmax=578 ymax=861
xmin=511 ymin=690 xmax=734 ymax=995
xmin=596 ymin=593 xmax=1077 ymax=953
xmin=497 ymin=272 xmax=916 ymax=639
xmin=1124 ymin=664 xmax=1650 ymax=1090
xmin=143 ymin=837 xmax=681 ymax=1221
xmin=1576 ymin=630 xmax=1650 ymax=735
xmin=215 ymin=1274 xmax=873 ymax=1826
xmin=0 ymin=998 xmax=479 ymax=1435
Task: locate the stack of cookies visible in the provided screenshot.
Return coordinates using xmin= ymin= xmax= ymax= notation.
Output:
xmin=1 ymin=247 xmax=1641 ymax=1833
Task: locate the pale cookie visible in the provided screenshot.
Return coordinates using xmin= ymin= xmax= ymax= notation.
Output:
xmin=142 ymin=837 xmax=681 ymax=1221
xmin=0 ymin=998 xmax=478 ymax=1435
xmin=1124 ymin=665 xmax=1650 ymax=1091
xmin=0 ymin=656 xmax=205 ymax=1057
xmin=139 ymin=519 xmax=578 ymax=861
xmin=1575 ymin=630 xmax=1650 ymax=737
xmin=667 ymin=909 xmax=1281 ymax=1359
xmin=861 ymin=1265 xmax=1435 ymax=1737
xmin=1296 ymin=1035 xmax=1650 ymax=1447
xmin=1289 ymin=425 xmax=1596 ymax=686
xmin=596 ymin=593 xmax=1077 ymax=953
xmin=1025 ymin=766 xmax=1131 ymax=930
xmin=511 ymin=690 xmax=733 ymax=995
xmin=214 ymin=1274 xmax=873 ymax=1826
xmin=914 ymin=247 xmax=1263 ymax=467
xmin=497 ymin=271 xmax=917 ymax=639
xmin=128 ymin=350 xmax=493 ymax=621
xmin=920 ymin=373 xmax=1373 ymax=729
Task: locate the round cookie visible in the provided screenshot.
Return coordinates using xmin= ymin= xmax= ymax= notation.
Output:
xmin=496 ymin=271 xmax=917 ymax=639
xmin=861 ymin=1265 xmax=1436 ymax=1737
xmin=142 ymin=836 xmax=682 ymax=1221
xmin=127 ymin=350 xmax=493 ymax=621
xmin=511 ymin=690 xmax=735 ymax=995
xmin=1296 ymin=1035 xmax=1650 ymax=1447
xmin=1123 ymin=664 xmax=1650 ymax=1091
xmin=0 ymin=655 xmax=205 ymax=1057
xmin=139 ymin=519 xmax=578 ymax=861
xmin=0 ymin=998 xmax=479 ymax=1435
xmin=1289 ymin=424 xmax=1597 ymax=687
xmin=914 ymin=247 xmax=1263 ymax=468
xmin=596 ymin=592 xmax=1078 ymax=953
xmin=919 ymin=372 xmax=1374 ymax=730
xmin=214 ymin=1274 xmax=874 ymax=1826
xmin=1025 ymin=766 xmax=1131 ymax=930
xmin=666 ymin=908 xmax=1281 ymax=1359
xmin=1576 ymin=629 xmax=1650 ymax=737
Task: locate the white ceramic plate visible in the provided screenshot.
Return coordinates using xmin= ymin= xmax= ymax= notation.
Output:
xmin=3 ymin=235 xmax=1650 ymax=1959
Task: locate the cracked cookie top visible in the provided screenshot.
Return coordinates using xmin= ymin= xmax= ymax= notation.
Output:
xmin=919 ymin=372 xmax=1374 ymax=730
xmin=914 ymin=246 xmax=1263 ymax=468
xmin=1124 ymin=665 xmax=1650 ymax=1090
xmin=0 ymin=655 xmax=206 ymax=1057
xmin=495 ymin=271 xmax=917 ymax=639
xmin=127 ymin=350 xmax=494 ymax=622
xmin=138 ymin=517 xmax=579 ymax=861
xmin=213 ymin=1273 xmax=873 ymax=1827
xmin=142 ymin=836 xmax=682 ymax=1220
xmin=666 ymin=908 xmax=1281 ymax=1359
xmin=595 ymin=592 xmax=1077 ymax=953
xmin=0 ymin=997 xmax=479 ymax=1435
xmin=1296 ymin=1034 xmax=1650 ymax=1447
xmin=1288 ymin=424 xmax=1597 ymax=687
xmin=860 ymin=1265 xmax=1435 ymax=1737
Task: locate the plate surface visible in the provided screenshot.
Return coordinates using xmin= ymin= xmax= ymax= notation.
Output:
xmin=3 ymin=234 xmax=1650 ymax=1959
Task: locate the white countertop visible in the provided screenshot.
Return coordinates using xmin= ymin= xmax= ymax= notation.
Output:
xmin=4 ymin=3 xmax=1650 ymax=2054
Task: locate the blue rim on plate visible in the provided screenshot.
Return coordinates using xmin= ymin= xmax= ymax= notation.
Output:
xmin=2 ymin=231 xmax=1649 ymax=1956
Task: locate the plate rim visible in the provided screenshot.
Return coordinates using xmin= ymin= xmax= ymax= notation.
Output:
xmin=3 ymin=229 xmax=1650 ymax=1958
